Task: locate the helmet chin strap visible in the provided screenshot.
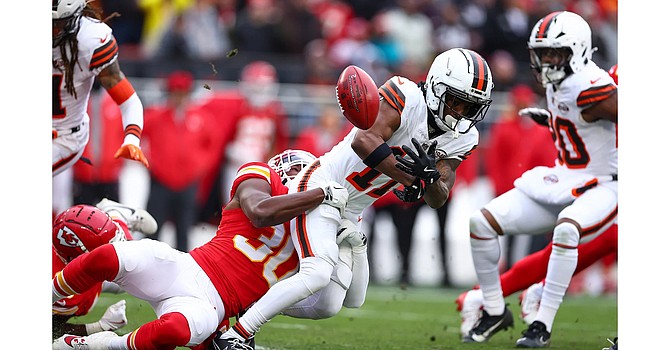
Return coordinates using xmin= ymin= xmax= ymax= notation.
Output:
xmin=431 ymin=107 xmax=461 ymax=138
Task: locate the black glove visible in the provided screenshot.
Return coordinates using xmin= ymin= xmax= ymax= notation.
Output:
xmin=518 ymin=107 xmax=551 ymax=127
xmin=393 ymin=178 xmax=425 ymax=202
xmin=395 ymin=138 xmax=441 ymax=184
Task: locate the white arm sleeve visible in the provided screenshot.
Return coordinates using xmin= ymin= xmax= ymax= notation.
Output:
xmin=118 ymin=92 xmax=143 ymax=146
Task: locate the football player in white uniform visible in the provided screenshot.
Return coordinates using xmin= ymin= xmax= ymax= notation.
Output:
xmin=465 ymin=11 xmax=617 ymax=348
xmin=53 ymin=0 xmax=149 ymax=176
xmin=216 ymin=47 xmax=494 ymax=348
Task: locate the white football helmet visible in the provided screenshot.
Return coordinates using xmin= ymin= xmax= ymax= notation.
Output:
xmin=52 ymin=0 xmax=87 ymax=47
xmin=528 ymin=11 xmax=595 ymax=86
xmin=424 ymin=48 xmax=493 ymax=134
xmin=268 ymin=149 xmax=317 ymax=186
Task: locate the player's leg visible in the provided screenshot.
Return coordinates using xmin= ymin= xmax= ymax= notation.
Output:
xmin=53 ymin=244 xmax=120 ymax=302
xmin=468 ymin=188 xmax=557 ymax=343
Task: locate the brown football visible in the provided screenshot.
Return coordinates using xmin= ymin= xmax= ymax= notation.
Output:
xmin=336 ymin=65 xmax=380 ymax=130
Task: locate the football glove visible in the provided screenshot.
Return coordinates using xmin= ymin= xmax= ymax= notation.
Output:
xmin=518 ymin=107 xmax=551 ymax=127
xmin=336 ymin=219 xmax=368 ymax=248
xmin=114 ymin=144 xmax=150 ymax=168
xmin=395 ymin=138 xmax=440 ymax=184
xmin=392 ymin=178 xmax=425 ymax=203
xmin=321 ymin=181 xmax=349 ymax=216
xmin=85 ymin=300 xmax=127 ymax=334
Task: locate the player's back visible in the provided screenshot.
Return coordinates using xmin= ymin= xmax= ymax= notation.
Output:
xmin=190 ymin=162 xmax=299 ymax=318
xmin=52 ymin=16 xmax=117 ymax=130
xmin=545 ymin=60 xmax=617 ymax=176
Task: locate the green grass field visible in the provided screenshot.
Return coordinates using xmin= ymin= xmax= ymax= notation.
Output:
xmin=73 ymin=285 xmax=617 ymax=350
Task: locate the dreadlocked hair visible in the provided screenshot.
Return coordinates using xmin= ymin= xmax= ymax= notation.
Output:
xmin=56 ymin=1 xmax=104 ymax=99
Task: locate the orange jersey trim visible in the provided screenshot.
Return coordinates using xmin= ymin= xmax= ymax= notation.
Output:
xmin=576 ymin=84 xmax=617 ymax=107
xmin=295 ymin=160 xmax=321 ymax=258
xmin=89 ymin=37 xmax=118 ymax=70
xmin=379 ymin=80 xmax=405 ymax=115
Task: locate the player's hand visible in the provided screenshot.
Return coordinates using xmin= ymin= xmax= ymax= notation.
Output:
xmin=518 ymin=107 xmax=551 ymax=127
xmin=98 ymin=300 xmax=127 ymax=331
xmin=393 ymin=178 xmax=425 ymax=203
xmin=321 ymin=181 xmax=349 ymax=216
xmin=114 ymin=144 xmax=150 ymax=168
xmin=337 ymin=219 xmax=368 ymax=248
xmin=395 ymin=138 xmax=440 ymax=184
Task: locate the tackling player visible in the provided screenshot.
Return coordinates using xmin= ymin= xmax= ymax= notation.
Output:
xmin=217 ymin=47 xmax=494 ymax=348
xmin=465 ymin=11 xmax=617 ymax=348
xmin=52 ymin=200 xmax=158 ymax=339
xmin=52 ymin=150 xmax=356 ymax=350
xmin=53 ymin=0 xmax=149 ymax=175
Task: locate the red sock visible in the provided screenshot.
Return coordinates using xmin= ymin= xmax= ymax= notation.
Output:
xmin=127 ymin=312 xmax=191 ymax=350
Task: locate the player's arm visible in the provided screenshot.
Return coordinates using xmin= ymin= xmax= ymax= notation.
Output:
xmin=97 ymin=60 xmax=149 ymax=167
xmin=235 ymin=179 xmax=330 ymax=228
xmin=351 ymin=100 xmax=416 ymax=187
xmin=423 ymin=157 xmax=459 ymax=209
xmin=582 ymin=90 xmax=617 ymax=124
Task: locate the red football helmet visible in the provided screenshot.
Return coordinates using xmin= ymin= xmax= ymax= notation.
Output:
xmin=53 ymin=204 xmax=126 ymax=263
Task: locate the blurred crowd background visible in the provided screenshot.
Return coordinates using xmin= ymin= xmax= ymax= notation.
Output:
xmin=52 ymin=0 xmax=617 ymax=293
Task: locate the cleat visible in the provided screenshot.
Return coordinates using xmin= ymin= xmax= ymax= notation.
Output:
xmin=467 ymin=306 xmax=514 ymax=343
xmin=602 ymin=337 xmax=617 ymax=350
xmin=516 ymin=321 xmax=551 ymax=348
xmin=53 ymin=331 xmax=118 ymax=350
xmin=210 ymin=337 xmax=255 ymax=350
xmin=96 ymin=198 xmax=158 ymax=235
xmin=519 ymin=282 xmax=543 ymax=325
xmin=455 ymin=289 xmax=483 ymax=340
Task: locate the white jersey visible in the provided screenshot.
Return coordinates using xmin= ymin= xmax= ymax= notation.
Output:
xmin=315 ymin=76 xmax=479 ymax=215
xmin=52 ymin=17 xmax=118 ymax=130
xmin=545 ymin=60 xmax=617 ymax=176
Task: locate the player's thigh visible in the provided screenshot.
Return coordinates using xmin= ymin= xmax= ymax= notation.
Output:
xmin=155 ymin=296 xmax=220 ymax=346
xmin=290 ymin=204 xmax=341 ymax=265
xmin=484 ymin=188 xmax=561 ymax=236
xmin=559 ymin=184 xmax=617 ymax=243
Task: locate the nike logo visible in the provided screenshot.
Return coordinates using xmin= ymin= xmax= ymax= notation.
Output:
xmin=590 ymin=77 xmax=601 ymax=84
xmin=100 ymin=34 xmax=109 ymax=43
xmin=397 ymin=77 xmax=404 ymax=85
xmin=424 ymin=166 xmax=436 ymax=173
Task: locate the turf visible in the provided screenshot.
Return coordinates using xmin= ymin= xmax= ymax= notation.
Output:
xmin=72 ymin=285 xmax=617 ymax=350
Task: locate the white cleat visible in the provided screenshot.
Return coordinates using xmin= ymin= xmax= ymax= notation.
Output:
xmin=96 ymin=198 xmax=158 ymax=235
xmin=455 ymin=289 xmax=483 ymax=340
xmin=53 ymin=330 xmax=118 ymax=350
xmin=519 ymin=282 xmax=544 ymax=325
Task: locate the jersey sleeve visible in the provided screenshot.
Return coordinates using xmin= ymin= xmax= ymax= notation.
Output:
xmin=229 ymin=162 xmax=273 ymax=199
xmin=78 ymin=18 xmax=118 ymax=76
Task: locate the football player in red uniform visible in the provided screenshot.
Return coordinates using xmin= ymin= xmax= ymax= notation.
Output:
xmin=52 ymin=200 xmax=157 ymax=339
xmin=53 ymin=0 xmax=149 ymax=176
xmin=52 ymin=150 xmax=360 ymax=350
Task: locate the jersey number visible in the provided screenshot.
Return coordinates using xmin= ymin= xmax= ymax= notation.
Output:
xmin=552 ymin=117 xmax=589 ymax=168
xmin=233 ymin=227 xmax=296 ymax=286
xmin=53 ymin=74 xmax=66 ymax=119
xmin=345 ymin=146 xmax=405 ymax=198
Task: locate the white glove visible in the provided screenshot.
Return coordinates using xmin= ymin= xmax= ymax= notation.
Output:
xmin=321 ymin=181 xmax=349 ymax=215
xmin=518 ymin=107 xmax=551 ymax=126
xmin=337 ymin=219 xmax=368 ymax=248
xmin=86 ymin=300 xmax=128 ymax=334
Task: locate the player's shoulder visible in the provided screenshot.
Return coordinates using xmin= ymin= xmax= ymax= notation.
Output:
xmin=76 ymin=16 xmax=113 ymax=51
xmin=562 ymin=61 xmax=617 ymax=108
xmin=235 ymin=162 xmax=274 ymax=183
xmin=378 ymin=76 xmax=424 ymax=114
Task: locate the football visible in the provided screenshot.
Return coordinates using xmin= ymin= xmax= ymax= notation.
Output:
xmin=336 ymin=65 xmax=379 ymax=130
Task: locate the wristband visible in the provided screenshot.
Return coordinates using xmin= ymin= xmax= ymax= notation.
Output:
xmin=363 ymin=143 xmax=392 ymax=168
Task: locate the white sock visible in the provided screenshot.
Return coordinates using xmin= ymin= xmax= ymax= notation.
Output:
xmin=471 ymin=237 xmax=505 ymax=315
xmin=536 ymin=246 xmax=578 ymax=332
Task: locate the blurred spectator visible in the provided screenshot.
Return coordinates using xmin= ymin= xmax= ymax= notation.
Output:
xmin=487 ymin=49 xmax=519 ymax=91
xmin=138 ymin=0 xmax=193 ymax=58
xmin=481 ymin=0 xmax=532 ymax=63
xmin=220 ymin=61 xmax=290 ymax=203
xmin=483 ymin=84 xmax=556 ymax=268
xmin=433 ymin=1 xmax=471 ymax=53
xmin=292 ymin=104 xmax=352 ymax=157
xmin=99 ymin=0 xmax=145 ymax=55
xmin=309 ymin=0 xmax=356 ymax=47
xmin=369 ymin=12 xmax=404 ymax=70
xmin=231 ymin=0 xmax=283 ymax=53
xmin=154 ymin=0 xmax=232 ymax=61
xmin=381 ymin=0 xmax=434 ymax=68
xmin=276 ymin=0 xmax=323 ymax=54
xmin=456 ymin=0 xmax=495 ymax=52
xmin=328 ymin=17 xmax=389 ymax=83
xmin=142 ymin=71 xmax=219 ymax=251
xmin=72 ymin=84 xmax=125 ymax=206
xmin=304 ymin=39 xmax=339 ymax=86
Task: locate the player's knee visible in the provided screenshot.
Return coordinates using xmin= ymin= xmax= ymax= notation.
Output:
xmin=469 ymin=209 xmax=497 ymax=240
xmin=552 ymin=222 xmax=580 ymax=250
xmin=134 ymin=312 xmax=191 ymax=349
xmin=78 ymin=244 xmax=120 ymax=281
xmin=299 ymin=257 xmax=334 ymax=292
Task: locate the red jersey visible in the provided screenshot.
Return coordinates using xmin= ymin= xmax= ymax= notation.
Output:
xmin=52 ymin=248 xmax=102 ymax=317
xmin=189 ymin=162 xmax=299 ymax=318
